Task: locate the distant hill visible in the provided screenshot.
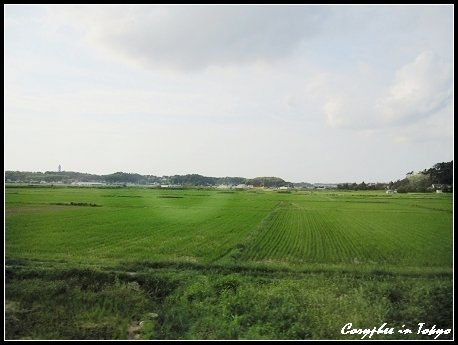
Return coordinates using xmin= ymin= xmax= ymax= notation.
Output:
xmin=4 ymin=171 xmax=294 ymax=188
xmin=5 ymin=160 xmax=452 ymax=191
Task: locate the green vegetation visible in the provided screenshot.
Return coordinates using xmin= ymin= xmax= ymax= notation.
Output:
xmin=7 ymin=161 xmax=452 ymax=192
xmin=5 ymin=187 xmax=453 ymax=339
xmin=338 ymin=161 xmax=453 ymax=192
xmin=50 ymin=202 xmax=101 ymax=207
xmin=5 ymin=171 xmax=286 ymax=187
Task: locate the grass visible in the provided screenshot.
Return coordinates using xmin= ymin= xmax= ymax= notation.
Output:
xmin=6 ymin=187 xmax=276 ymax=264
xmin=5 ymin=264 xmax=452 ymax=340
xmin=239 ymin=199 xmax=451 ymax=267
xmin=5 ymin=186 xmax=453 ymax=339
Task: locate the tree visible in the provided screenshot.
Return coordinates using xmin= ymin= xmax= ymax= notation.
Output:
xmin=422 ymin=161 xmax=453 ymax=185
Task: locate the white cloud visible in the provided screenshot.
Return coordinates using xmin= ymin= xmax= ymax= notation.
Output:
xmin=43 ymin=5 xmax=329 ymax=71
xmin=320 ymin=51 xmax=452 ymax=133
xmin=379 ymin=51 xmax=452 ymax=125
xmin=323 ymin=97 xmax=344 ymax=128
xmin=388 ymin=101 xmax=453 ymax=145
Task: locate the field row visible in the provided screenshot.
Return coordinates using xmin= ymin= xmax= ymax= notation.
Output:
xmin=239 ymin=200 xmax=452 ymax=267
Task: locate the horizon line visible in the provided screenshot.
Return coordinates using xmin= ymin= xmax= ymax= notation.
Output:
xmin=4 ymin=169 xmax=412 ymax=185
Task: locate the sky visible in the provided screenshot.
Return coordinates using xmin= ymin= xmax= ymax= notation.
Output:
xmin=4 ymin=5 xmax=453 ymax=183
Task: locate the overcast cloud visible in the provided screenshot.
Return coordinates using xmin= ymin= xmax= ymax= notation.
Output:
xmin=4 ymin=5 xmax=453 ymax=182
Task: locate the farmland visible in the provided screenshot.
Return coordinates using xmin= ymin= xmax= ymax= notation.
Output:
xmin=5 ymin=186 xmax=453 ymax=339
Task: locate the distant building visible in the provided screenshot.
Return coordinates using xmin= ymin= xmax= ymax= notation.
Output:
xmin=431 ymin=184 xmax=452 ymax=193
xmin=160 ymin=184 xmax=181 ymax=188
xmin=58 ymin=164 xmax=61 ymax=173
xmin=72 ymin=182 xmax=105 ymax=186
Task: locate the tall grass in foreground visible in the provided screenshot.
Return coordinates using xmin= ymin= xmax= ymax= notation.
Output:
xmin=5 ymin=266 xmax=453 ymax=340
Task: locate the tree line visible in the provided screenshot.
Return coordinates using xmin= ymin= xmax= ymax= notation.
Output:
xmin=5 ymin=161 xmax=452 ymax=192
xmin=5 ymin=171 xmax=289 ymax=188
xmin=337 ymin=161 xmax=453 ymax=193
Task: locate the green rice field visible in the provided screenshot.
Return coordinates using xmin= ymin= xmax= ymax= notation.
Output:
xmin=5 ymin=186 xmax=453 ymax=339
